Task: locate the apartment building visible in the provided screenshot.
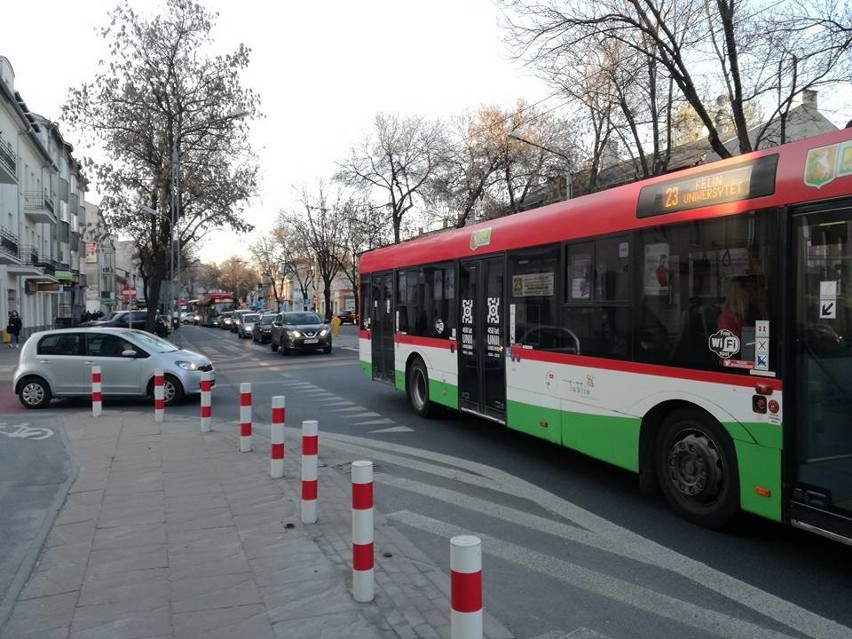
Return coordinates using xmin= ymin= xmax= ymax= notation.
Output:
xmin=0 ymin=55 xmax=87 ymax=336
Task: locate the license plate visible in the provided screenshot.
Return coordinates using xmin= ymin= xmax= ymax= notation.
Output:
xmin=303 ymin=338 xmax=319 ymax=344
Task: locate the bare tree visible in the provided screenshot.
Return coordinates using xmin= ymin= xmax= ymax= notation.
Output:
xmin=62 ymin=0 xmax=259 ymax=331
xmin=248 ymin=234 xmax=290 ymax=309
xmin=217 ymin=256 xmax=256 ymax=305
xmin=280 ymin=183 xmax=349 ymax=320
xmin=498 ymin=0 xmax=851 ymax=159
xmin=335 ymin=113 xmax=442 ymax=243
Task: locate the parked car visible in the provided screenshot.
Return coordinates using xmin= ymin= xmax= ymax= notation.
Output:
xmin=270 ymin=311 xmax=332 ymax=355
xmin=251 ymin=313 xmax=276 ymax=344
xmin=13 ymin=327 xmax=214 ymax=409
xmin=336 ymin=309 xmax=356 ymax=325
xmin=237 ymin=312 xmax=260 ymax=339
xmin=80 ymin=310 xmax=170 ymax=338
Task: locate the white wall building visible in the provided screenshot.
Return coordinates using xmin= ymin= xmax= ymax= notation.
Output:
xmin=0 ymin=56 xmax=87 ymax=336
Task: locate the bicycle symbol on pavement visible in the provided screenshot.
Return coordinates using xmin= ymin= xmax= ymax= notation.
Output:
xmin=0 ymin=422 xmax=54 ymax=440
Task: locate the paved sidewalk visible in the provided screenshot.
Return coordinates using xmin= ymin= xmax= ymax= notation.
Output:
xmin=0 ymin=407 xmax=514 ymax=639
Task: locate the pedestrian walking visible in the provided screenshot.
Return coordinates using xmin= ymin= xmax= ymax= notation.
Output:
xmin=7 ymin=310 xmax=22 ymax=348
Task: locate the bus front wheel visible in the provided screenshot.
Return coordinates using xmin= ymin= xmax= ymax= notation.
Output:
xmin=407 ymin=358 xmax=433 ymax=418
xmin=655 ymin=408 xmax=739 ymax=529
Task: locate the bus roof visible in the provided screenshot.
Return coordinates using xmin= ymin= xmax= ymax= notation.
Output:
xmin=360 ymin=127 xmax=852 ymax=273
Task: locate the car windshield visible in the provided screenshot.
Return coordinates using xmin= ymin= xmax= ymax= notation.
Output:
xmin=259 ymin=315 xmax=275 ymax=325
xmin=284 ymin=312 xmax=322 ymax=325
xmin=244 ymin=314 xmax=259 ymax=323
xmin=126 ymin=329 xmax=179 ymax=353
xmin=105 ymin=312 xmax=127 ymax=321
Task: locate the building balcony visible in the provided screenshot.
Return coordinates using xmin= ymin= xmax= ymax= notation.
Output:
xmin=0 ymin=137 xmax=15 ymax=184
xmin=0 ymin=227 xmax=20 ymax=264
xmin=23 ymin=191 xmax=57 ymax=224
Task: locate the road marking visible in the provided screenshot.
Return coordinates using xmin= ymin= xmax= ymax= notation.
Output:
xmin=0 ymin=422 xmax=53 ymax=440
xmin=369 ymin=426 xmax=414 ymax=434
xmin=353 ymin=418 xmax=395 ymax=426
xmin=388 ymin=511 xmax=797 ymax=639
xmin=320 ymin=431 xmax=849 ymax=639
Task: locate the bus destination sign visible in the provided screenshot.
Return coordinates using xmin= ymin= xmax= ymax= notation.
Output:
xmin=637 ymin=155 xmax=778 ymax=218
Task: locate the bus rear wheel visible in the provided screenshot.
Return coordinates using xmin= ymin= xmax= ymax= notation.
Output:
xmin=655 ymin=408 xmax=739 ymax=529
xmin=407 ymin=358 xmax=433 ymax=418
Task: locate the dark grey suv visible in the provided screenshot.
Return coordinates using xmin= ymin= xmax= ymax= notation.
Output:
xmin=270 ymin=312 xmax=332 ymax=355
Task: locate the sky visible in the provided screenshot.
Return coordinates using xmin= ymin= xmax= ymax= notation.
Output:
xmin=1 ymin=0 xmax=553 ymax=263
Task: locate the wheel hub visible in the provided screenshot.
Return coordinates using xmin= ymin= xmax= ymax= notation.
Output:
xmin=667 ymin=433 xmax=723 ymax=500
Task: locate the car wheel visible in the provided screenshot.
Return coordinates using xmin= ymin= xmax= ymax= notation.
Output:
xmin=18 ymin=376 xmax=52 ymax=409
xmin=656 ymin=408 xmax=739 ymax=529
xmin=407 ymin=358 xmax=433 ymax=417
xmin=163 ymin=375 xmax=185 ymax=406
xmin=323 ymin=345 xmax=332 ymax=354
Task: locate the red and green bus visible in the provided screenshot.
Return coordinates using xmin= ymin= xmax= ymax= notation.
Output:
xmin=194 ymin=292 xmax=235 ymax=327
xmin=358 ymin=126 xmax=852 ymax=542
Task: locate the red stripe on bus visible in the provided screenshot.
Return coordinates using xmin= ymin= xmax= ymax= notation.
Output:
xmin=302 ymin=435 xmax=318 ymax=455
xmin=396 ymin=334 xmax=452 ymax=349
xmin=352 ymin=482 xmax=373 ymax=510
xmin=352 ymin=542 xmax=373 ymax=570
xmin=302 ymin=479 xmax=318 ymax=500
xmin=451 ymin=570 xmax=482 ymax=612
xmin=509 ymin=347 xmax=783 ymax=391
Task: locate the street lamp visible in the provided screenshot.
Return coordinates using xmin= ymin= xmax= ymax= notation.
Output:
xmin=171 ymin=108 xmax=250 ymax=346
xmin=508 ymin=131 xmax=574 ymax=200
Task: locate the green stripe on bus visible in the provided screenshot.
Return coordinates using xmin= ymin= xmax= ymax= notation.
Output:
xmin=392 ymin=369 xmax=459 ymax=409
xmin=507 ymin=400 xmax=640 ymax=472
xmin=733 ymin=437 xmax=782 ymax=521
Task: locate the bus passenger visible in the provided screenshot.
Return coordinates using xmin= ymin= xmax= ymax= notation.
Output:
xmin=717 ymin=276 xmax=752 ymax=341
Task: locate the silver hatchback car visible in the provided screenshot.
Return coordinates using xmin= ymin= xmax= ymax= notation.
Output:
xmin=13 ymin=327 xmax=215 ymax=409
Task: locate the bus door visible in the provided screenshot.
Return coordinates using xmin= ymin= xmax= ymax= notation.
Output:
xmin=370 ymin=271 xmax=395 ymax=384
xmin=458 ymin=257 xmax=506 ymax=422
xmin=790 ymin=201 xmax=852 ymax=539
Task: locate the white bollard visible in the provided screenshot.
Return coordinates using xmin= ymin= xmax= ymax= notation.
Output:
xmin=351 ymin=460 xmax=374 ymax=602
xmin=300 ymin=420 xmax=318 ymax=524
xmin=450 ymin=535 xmax=483 ymax=639
xmin=153 ymin=368 xmax=164 ymax=423
xmin=270 ymin=395 xmax=285 ymax=478
xmin=239 ymin=382 xmax=252 ymax=452
xmin=200 ymin=372 xmax=212 ymax=433
xmin=91 ymin=366 xmax=102 ymax=417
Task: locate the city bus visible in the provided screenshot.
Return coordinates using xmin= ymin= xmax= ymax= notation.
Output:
xmin=194 ymin=292 xmax=235 ymax=326
xmin=358 ymin=126 xmax=852 ymax=542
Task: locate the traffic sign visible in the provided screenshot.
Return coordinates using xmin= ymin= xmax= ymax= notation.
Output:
xmin=121 ymin=286 xmax=137 ymax=301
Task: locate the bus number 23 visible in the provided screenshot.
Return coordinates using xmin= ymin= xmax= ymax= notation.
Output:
xmin=664 ymin=187 xmax=679 ymax=209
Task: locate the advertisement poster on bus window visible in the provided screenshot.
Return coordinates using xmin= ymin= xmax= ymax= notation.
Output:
xmin=644 ymin=243 xmax=671 ymax=296
xmin=571 ymin=255 xmax=592 ymax=300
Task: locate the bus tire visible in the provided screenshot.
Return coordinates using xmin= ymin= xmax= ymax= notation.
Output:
xmin=655 ymin=408 xmax=739 ymax=529
xmin=407 ymin=358 xmax=433 ymax=418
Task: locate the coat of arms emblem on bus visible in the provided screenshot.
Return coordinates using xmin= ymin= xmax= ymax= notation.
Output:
xmin=804 ymin=144 xmax=839 ymax=189
xmin=470 ymin=227 xmax=492 ymax=251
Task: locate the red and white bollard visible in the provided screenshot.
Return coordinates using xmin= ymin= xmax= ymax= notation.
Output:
xmin=91 ymin=366 xmax=102 ymax=417
xmin=351 ymin=460 xmax=374 ymax=602
xmin=270 ymin=395 xmax=285 ymax=478
xmin=450 ymin=535 xmax=483 ymax=639
xmin=200 ymin=372 xmax=212 ymax=433
xmin=239 ymin=382 xmax=252 ymax=452
xmin=300 ymin=420 xmax=318 ymax=524
xmin=153 ymin=368 xmax=164 ymax=423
